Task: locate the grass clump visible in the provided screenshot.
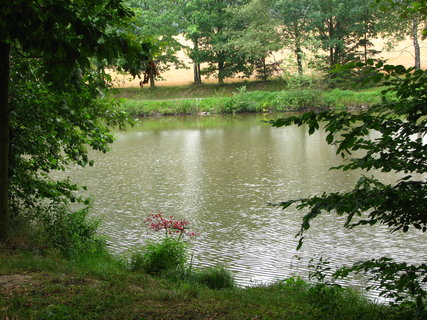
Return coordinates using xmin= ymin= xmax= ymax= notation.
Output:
xmin=271 ymin=89 xmax=325 ymax=111
xmin=130 ymin=238 xmax=188 ymax=275
xmin=192 ymin=266 xmax=236 ymax=290
xmin=323 ymin=87 xmax=384 ymax=110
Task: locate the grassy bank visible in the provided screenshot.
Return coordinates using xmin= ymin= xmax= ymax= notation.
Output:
xmin=0 ymin=249 xmax=391 ymax=320
xmin=116 ymin=87 xmax=385 ymax=117
xmin=112 ymin=79 xmax=288 ymax=100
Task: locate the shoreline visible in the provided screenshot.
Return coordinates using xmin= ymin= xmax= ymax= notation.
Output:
xmin=116 ymin=87 xmax=383 ymax=118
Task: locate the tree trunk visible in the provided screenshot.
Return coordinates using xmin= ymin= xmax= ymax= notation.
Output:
xmin=262 ymin=58 xmax=267 ymax=82
xmin=192 ymin=38 xmax=202 ymax=84
xmin=294 ymin=22 xmax=303 ymax=75
xmin=295 ymin=46 xmax=303 ymax=75
xmin=218 ymin=60 xmax=224 ymax=85
xmin=329 ymin=47 xmax=334 ymax=67
xmin=149 ymin=69 xmax=155 ymax=88
xmin=364 ymin=32 xmax=368 ymax=64
xmin=0 ymin=42 xmax=10 ymax=241
xmin=412 ymin=17 xmax=421 ymax=70
xmin=197 ymin=63 xmax=201 ymax=84
xmin=328 ymin=18 xmax=335 ymax=67
xmin=193 ymin=63 xmax=201 ymax=84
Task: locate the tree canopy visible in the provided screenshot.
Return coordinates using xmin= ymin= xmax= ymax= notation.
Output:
xmin=270 ymin=45 xmax=427 ymax=320
xmin=0 ymin=0 xmax=150 ymax=240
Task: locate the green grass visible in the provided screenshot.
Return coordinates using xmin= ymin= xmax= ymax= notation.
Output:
xmin=117 ymin=87 xmax=386 ymax=117
xmin=323 ymin=87 xmax=386 ymax=110
xmin=191 ymin=266 xmax=236 ymax=290
xmin=0 ymin=249 xmax=393 ymax=320
xmin=112 ymin=79 xmax=288 ymax=100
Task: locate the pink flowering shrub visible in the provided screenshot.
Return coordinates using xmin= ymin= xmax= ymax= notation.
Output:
xmin=145 ymin=213 xmax=199 ymax=241
xmin=130 ymin=213 xmax=199 ymax=274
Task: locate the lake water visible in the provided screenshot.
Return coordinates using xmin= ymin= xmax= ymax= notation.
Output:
xmin=61 ymin=113 xmax=426 ymax=292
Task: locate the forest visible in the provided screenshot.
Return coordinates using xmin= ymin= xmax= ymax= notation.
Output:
xmin=124 ymin=0 xmax=424 ymax=87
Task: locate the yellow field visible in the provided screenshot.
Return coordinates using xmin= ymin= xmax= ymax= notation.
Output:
xmin=112 ymin=37 xmax=427 ymax=88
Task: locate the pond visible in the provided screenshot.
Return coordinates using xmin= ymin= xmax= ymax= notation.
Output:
xmin=62 ymin=113 xmax=426 ymax=292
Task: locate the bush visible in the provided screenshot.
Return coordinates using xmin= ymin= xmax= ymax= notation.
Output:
xmin=176 ymin=99 xmax=200 ymax=114
xmin=9 ymin=203 xmax=106 ymax=256
xmin=272 ymin=89 xmax=325 ymax=111
xmin=225 ymin=87 xmax=276 ymax=113
xmin=194 ymin=266 xmax=235 ymax=289
xmin=38 ymin=204 xmax=106 ymax=256
xmin=284 ymin=73 xmax=315 ymax=90
xmin=130 ymin=238 xmax=188 ymax=274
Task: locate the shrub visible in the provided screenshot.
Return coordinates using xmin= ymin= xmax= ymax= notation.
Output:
xmin=272 ymin=89 xmax=325 ymax=111
xmin=9 ymin=203 xmax=106 ymax=256
xmin=130 ymin=238 xmax=187 ymax=274
xmin=284 ymin=73 xmax=315 ymax=90
xmin=176 ymin=99 xmax=200 ymax=114
xmin=131 ymin=213 xmax=198 ymax=275
xmin=226 ymin=86 xmax=253 ymax=113
xmin=38 ymin=204 xmax=106 ymax=256
xmin=194 ymin=266 xmax=235 ymax=289
xmin=226 ymin=87 xmax=277 ymax=113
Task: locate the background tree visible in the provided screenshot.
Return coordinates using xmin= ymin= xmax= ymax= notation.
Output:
xmin=128 ymin=0 xmax=185 ymax=88
xmin=0 ymin=0 xmax=149 ymax=241
xmin=271 ymin=0 xmax=314 ymax=75
xmin=178 ymin=0 xmax=212 ymax=84
xmin=378 ymin=0 xmax=425 ymax=69
xmin=270 ymin=35 xmax=427 ymax=320
xmin=182 ymin=0 xmax=252 ymax=84
xmin=310 ymin=0 xmax=381 ymax=69
xmin=226 ymin=0 xmax=282 ymax=81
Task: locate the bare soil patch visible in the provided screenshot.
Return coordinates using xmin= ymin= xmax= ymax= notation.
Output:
xmin=0 ymin=273 xmax=38 ymax=295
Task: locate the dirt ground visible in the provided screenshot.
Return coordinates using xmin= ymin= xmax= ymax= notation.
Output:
xmin=111 ymin=36 xmax=427 ymax=88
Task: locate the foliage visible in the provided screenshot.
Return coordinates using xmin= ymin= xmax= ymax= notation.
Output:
xmin=376 ymin=0 xmax=425 ymax=70
xmin=270 ymin=62 xmax=427 ymax=315
xmin=227 ymin=86 xmax=263 ymax=113
xmin=309 ymin=0 xmax=382 ymax=69
xmin=271 ymin=0 xmax=315 ymax=74
xmin=276 ymin=276 xmax=386 ymax=319
xmin=226 ymin=0 xmax=282 ymax=81
xmin=283 ymin=72 xmax=316 ymax=89
xmin=130 ymin=238 xmax=188 ymax=274
xmin=323 ymin=87 xmax=387 ymax=109
xmin=126 ymin=0 xmax=186 ymax=87
xmin=1 ymin=0 xmax=150 ymax=241
xmin=130 ymin=213 xmax=198 ymax=274
xmin=9 ymin=56 xmax=132 ymax=213
xmin=272 ymin=89 xmax=325 ymax=111
xmin=193 ymin=266 xmax=236 ymax=290
xmin=35 ymin=204 xmax=106 ymax=257
xmin=335 ymin=258 xmax=427 ymax=319
xmin=178 ymin=0 xmax=253 ymax=84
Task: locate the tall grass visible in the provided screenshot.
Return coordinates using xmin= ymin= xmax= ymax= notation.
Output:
xmin=130 ymin=238 xmax=188 ymax=275
xmin=192 ymin=266 xmax=236 ymax=290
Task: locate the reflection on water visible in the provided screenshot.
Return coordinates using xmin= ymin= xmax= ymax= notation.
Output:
xmin=60 ymin=114 xmax=427 ymax=293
